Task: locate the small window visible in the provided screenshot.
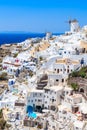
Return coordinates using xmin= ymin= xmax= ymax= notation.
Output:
xmin=61 ymin=69 xmax=62 ymax=71
xmin=38 ymin=99 xmax=42 ymax=102
xmin=62 ymin=79 xmax=64 ymax=82
xmin=56 ymin=79 xmax=59 ymax=82
xmin=52 ymin=99 xmax=54 ymax=102
xmin=76 ymin=127 xmax=79 ymax=130
xmin=64 ymin=51 xmax=66 ymax=54
xmin=57 ymin=69 xmax=59 ymax=73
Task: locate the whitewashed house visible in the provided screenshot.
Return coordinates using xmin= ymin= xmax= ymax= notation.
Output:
xmin=54 ymin=58 xmax=80 ymax=75
xmin=27 ymin=89 xmax=44 ymax=112
xmin=73 ymin=121 xmax=86 ymax=130
xmin=44 ymin=86 xmax=63 ymax=109
xmin=48 ymin=58 xmax=80 ymax=86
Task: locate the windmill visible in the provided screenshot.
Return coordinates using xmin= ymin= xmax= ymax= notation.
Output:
xmin=65 ymin=18 xmax=78 ymax=25
xmin=65 ymin=18 xmax=79 ymax=33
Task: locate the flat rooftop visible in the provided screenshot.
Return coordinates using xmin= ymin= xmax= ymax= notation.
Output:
xmin=44 ymin=85 xmax=63 ymax=91
xmin=56 ymin=58 xmax=80 ymax=65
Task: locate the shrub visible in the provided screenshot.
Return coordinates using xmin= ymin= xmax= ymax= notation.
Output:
xmin=79 ymin=71 xmax=86 ymax=78
xmin=0 ymin=72 xmax=7 ymax=80
xmin=13 ymin=53 xmax=18 ymax=58
xmin=0 ymin=109 xmax=3 ymax=118
xmin=29 ymin=71 xmax=33 ymax=77
xmin=71 ymin=71 xmax=79 ymax=77
xmin=71 ymin=83 xmax=78 ymax=91
xmin=39 ymin=56 xmax=43 ymax=61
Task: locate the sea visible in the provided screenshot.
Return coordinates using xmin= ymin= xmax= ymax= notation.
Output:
xmin=0 ymin=33 xmax=62 ymax=45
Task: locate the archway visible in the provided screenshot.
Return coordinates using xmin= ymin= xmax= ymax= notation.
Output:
xmin=80 ymin=88 xmax=84 ymax=93
xmin=36 ymin=106 xmax=42 ymax=112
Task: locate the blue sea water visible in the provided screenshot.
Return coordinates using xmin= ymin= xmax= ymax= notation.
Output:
xmin=0 ymin=33 xmax=61 ymax=45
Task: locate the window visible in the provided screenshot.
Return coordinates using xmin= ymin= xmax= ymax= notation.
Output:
xmin=28 ymin=100 xmax=30 ymax=102
xmin=57 ymin=69 xmax=59 ymax=73
xmin=31 ymin=100 xmax=33 ymax=102
xmin=33 ymin=93 xmax=37 ymax=97
xmin=64 ymin=51 xmax=66 ymax=54
xmin=35 ymin=99 xmax=37 ymax=101
xmin=55 ymin=69 xmax=56 ymax=71
xmin=38 ymin=99 xmax=42 ymax=102
xmin=40 ymin=94 xmax=42 ymax=96
xmin=62 ymin=79 xmax=64 ymax=82
xmin=61 ymin=69 xmax=62 ymax=71
xmin=56 ymin=79 xmax=59 ymax=82
xmin=52 ymin=99 xmax=54 ymax=102
xmin=67 ymin=69 xmax=69 ymax=73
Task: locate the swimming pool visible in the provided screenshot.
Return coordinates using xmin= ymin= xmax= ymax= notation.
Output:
xmin=28 ymin=112 xmax=37 ymax=119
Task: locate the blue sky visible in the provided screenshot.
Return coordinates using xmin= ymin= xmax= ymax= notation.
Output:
xmin=0 ymin=0 xmax=87 ymax=33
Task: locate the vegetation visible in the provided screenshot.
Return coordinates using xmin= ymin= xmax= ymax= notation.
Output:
xmin=71 ymin=83 xmax=79 ymax=91
xmin=68 ymin=66 xmax=87 ymax=91
xmin=0 ymin=72 xmax=8 ymax=80
xmin=39 ymin=56 xmax=43 ymax=61
xmin=13 ymin=53 xmax=18 ymax=58
xmin=70 ymin=66 xmax=87 ymax=78
xmin=29 ymin=71 xmax=33 ymax=77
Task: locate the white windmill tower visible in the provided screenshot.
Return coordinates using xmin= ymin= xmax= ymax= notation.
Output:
xmin=66 ymin=19 xmax=80 ymax=33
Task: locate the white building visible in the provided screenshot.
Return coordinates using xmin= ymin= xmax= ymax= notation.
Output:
xmin=58 ymin=48 xmax=76 ymax=58
xmin=27 ymin=89 xmax=44 ymax=112
xmin=48 ymin=58 xmax=80 ymax=86
xmin=46 ymin=32 xmax=52 ymax=40
xmin=44 ymin=86 xmax=63 ymax=109
xmin=54 ymin=58 xmax=81 ymax=75
xmin=48 ymin=73 xmax=68 ymax=86
xmin=27 ymin=85 xmax=64 ymax=111
xmin=73 ymin=121 xmax=86 ymax=130
xmin=63 ymin=94 xmax=82 ymax=113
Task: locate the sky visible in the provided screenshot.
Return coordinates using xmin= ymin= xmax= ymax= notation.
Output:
xmin=0 ymin=0 xmax=87 ymax=33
